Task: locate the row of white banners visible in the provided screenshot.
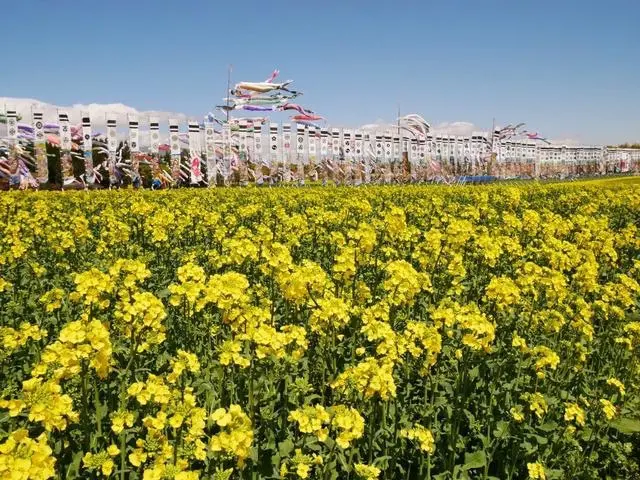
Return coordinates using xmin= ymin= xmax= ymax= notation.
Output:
xmin=3 ymin=109 xmax=640 ymax=185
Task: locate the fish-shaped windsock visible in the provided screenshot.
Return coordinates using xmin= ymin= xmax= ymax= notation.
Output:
xmin=233 ymin=80 xmax=296 ymax=94
xmin=291 ymin=114 xmax=324 ymax=122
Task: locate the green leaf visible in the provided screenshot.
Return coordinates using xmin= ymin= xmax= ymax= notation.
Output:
xmin=609 ymin=417 xmax=640 ymax=434
xmin=278 ymin=438 xmax=295 ymax=457
xmin=156 ymin=288 xmax=171 ymax=299
xmin=493 ymin=420 xmax=509 ymax=439
xmin=65 ymin=451 xmax=84 ymax=479
xmin=462 ymin=450 xmax=486 ymax=470
xmin=546 ymin=468 xmax=564 ymax=479
xmin=538 ymin=421 xmax=557 ymax=432
xmin=532 ymin=434 xmax=548 ymax=445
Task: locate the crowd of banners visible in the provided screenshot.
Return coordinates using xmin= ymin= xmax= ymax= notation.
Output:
xmin=1 ymin=109 xmax=640 ymax=189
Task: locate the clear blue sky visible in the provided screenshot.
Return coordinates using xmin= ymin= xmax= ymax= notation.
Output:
xmin=2 ymin=0 xmax=639 ymax=144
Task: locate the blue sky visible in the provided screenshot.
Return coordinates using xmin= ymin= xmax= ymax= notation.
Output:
xmin=2 ymin=0 xmax=639 ymax=144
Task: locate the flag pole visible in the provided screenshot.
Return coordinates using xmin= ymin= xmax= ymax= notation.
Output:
xmin=226 ymin=64 xmax=232 ymax=124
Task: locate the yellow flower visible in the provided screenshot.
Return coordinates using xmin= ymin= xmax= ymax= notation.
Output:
xmin=527 ymin=461 xmax=546 ymax=479
xmin=510 ymin=406 xmax=525 ymax=423
xmin=354 ymin=463 xmax=382 ymax=479
xmin=564 ymin=402 xmax=586 ymax=427
xmin=331 ymin=357 xmax=396 ymax=400
xmin=606 ymin=378 xmax=625 ymax=396
xmin=521 ymin=392 xmax=548 ymax=419
xmin=599 ymin=399 xmax=616 ymax=420
xmin=329 ymin=405 xmax=365 ymax=448
xmin=129 ymin=449 xmax=148 ymax=467
xmin=209 ymin=405 xmax=253 ymax=465
xmin=296 ymin=463 xmax=310 ymax=479
xmin=511 ymin=334 xmax=528 ymax=353
xmin=107 ymin=444 xmax=120 ymax=457
xmin=84 ymin=450 xmax=116 ymax=477
xmin=400 ymin=424 xmax=435 ymax=454
xmin=0 ymin=429 xmax=56 ymax=479
xmin=288 ymin=405 xmax=330 ymax=441
xmin=485 ymin=276 xmax=521 ymax=310
xmin=111 ymin=410 xmax=135 ymax=434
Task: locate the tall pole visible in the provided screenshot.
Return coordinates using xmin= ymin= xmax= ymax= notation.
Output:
xmin=397 ymin=103 xmax=400 ymax=181
xmin=226 ymin=64 xmax=232 ymax=124
xmin=490 ymin=117 xmax=496 ymax=176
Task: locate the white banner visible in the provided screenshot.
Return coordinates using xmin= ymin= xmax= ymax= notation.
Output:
xmin=169 ymin=119 xmax=180 ymax=156
xmin=81 ymin=113 xmax=94 ymax=184
xmin=308 ymin=127 xmax=318 ymax=164
xmin=33 ymin=110 xmax=48 ymax=183
xmin=5 ymin=106 xmax=17 ymax=141
xmin=222 ymin=124 xmax=231 ymax=182
xmin=376 ymin=133 xmax=383 ymax=161
xmin=204 ymin=121 xmax=216 ymax=184
xmin=343 ymin=129 xmax=353 ymax=159
xmin=169 ymin=119 xmax=181 ymax=182
xmin=320 ymin=129 xmax=329 ymax=157
xmin=392 ymin=134 xmax=400 ymax=162
xmin=128 ymin=115 xmax=139 ymax=153
xmin=107 ymin=116 xmax=118 ymax=153
xmin=188 ymin=121 xmax=203 ymax=184
xmin=331 ymin=128 xmax=340 ymax=157
xmin=149 ymin=117 xmax=160 ymax=154
xmin=58 ymin=112 xmax=72 ymax=151
xmin=383 ymin=131 xmax=391 ymax=163
xmin=296 ymin=124 xmax=306 ymax=183
xmin=58 ymin=112 xmax=74 ymax=184
xmin=280 ymin=124 xmax=289 ymax=181
xmin=253 ymin=124 xmax=263 ymax=184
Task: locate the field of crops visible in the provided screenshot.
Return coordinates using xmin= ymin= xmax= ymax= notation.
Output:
xmin=1 ymin=179 xmax=640 ymax=480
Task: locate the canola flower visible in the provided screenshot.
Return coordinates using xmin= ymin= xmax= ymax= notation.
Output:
xmin=400 ymin=424 xmax=436 ymax=454
xmin=0 ymin=181 xmax=639 ymax=479
xmin=527 ymin=461 xmax=546 ymax=480
xmin=0 ymin=429 xmax=56 ymax=480
xmin=354 ymin=463 xmax=382 ymax=479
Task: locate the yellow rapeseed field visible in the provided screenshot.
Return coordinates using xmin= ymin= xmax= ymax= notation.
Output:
xmin=1 ymin=179 xmax=640 ymax=479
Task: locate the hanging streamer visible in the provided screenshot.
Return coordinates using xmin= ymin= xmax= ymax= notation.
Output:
xmin=418 ymin=134 xmax=426 ymax=167
xmin=343 ymin=129 xmax=353 ymax=184
xmin=354 ymin=131 xmax=363 ymax=185
xmin=204 ymin=121 xmax=216 ymax=186
xmin=375 ymin=132 xmax=383 ymax=182
xmin=237 ymin=121 xmax=249 ymax=185
xmin=328 ymin=128 xmax=338 ymax=184
xmin=393 ymin=133 xmax=401 ymax=164
xmin=58 ymin=112 xmax=75 ymax=186
xmin=281 ymin=123 xmax=291 ymax=183
xmin=364 ymin=133 xmax=372 ymax=184
xmin=188 ymin=121 xmax=203 ymax=184
xmin=269 ymin=123 xmax=279 ymax=183
xmin=4 ymin=106 xmax=20 ymax=186
xmin=221 ymin=123 xmax=232 ymax=185
xmin=106 ymin=116 xmax=118 ymax=185
xmin=308 ymin=127 xmax=318 ymax=182
xmin=381 ymin=130 xmax=389 ymax=181
xmin=295 ymin=124 xmax=305 ymax=184
xmin=169 ymin=119 xmax=181 ymax=183
xmin=81 ymin=114 xmax=94 ymax=184
xmin=244 ymin=122 xmax=255 ymax=183
xmin=320 ymin=129 xmax=329 ymax=184
xmin=149 ymin=117 xmax=165 ymax=188
xmin=253 ymin=124 xmax=264 ymax=185
xmin=129 ymin=115 xmax=140 ymax=184
xmin=32 ymin=110 xmax=48 ymax=184
xmin=410 ymin=137 xmax=418 ymax=180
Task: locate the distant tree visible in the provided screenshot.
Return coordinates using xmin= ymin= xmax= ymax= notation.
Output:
xmin=609 ymin=143 xmax=640 ymax=149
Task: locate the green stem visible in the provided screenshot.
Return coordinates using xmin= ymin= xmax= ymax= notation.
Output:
xmin=119 ymin=432 xmax=126 ymax=480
